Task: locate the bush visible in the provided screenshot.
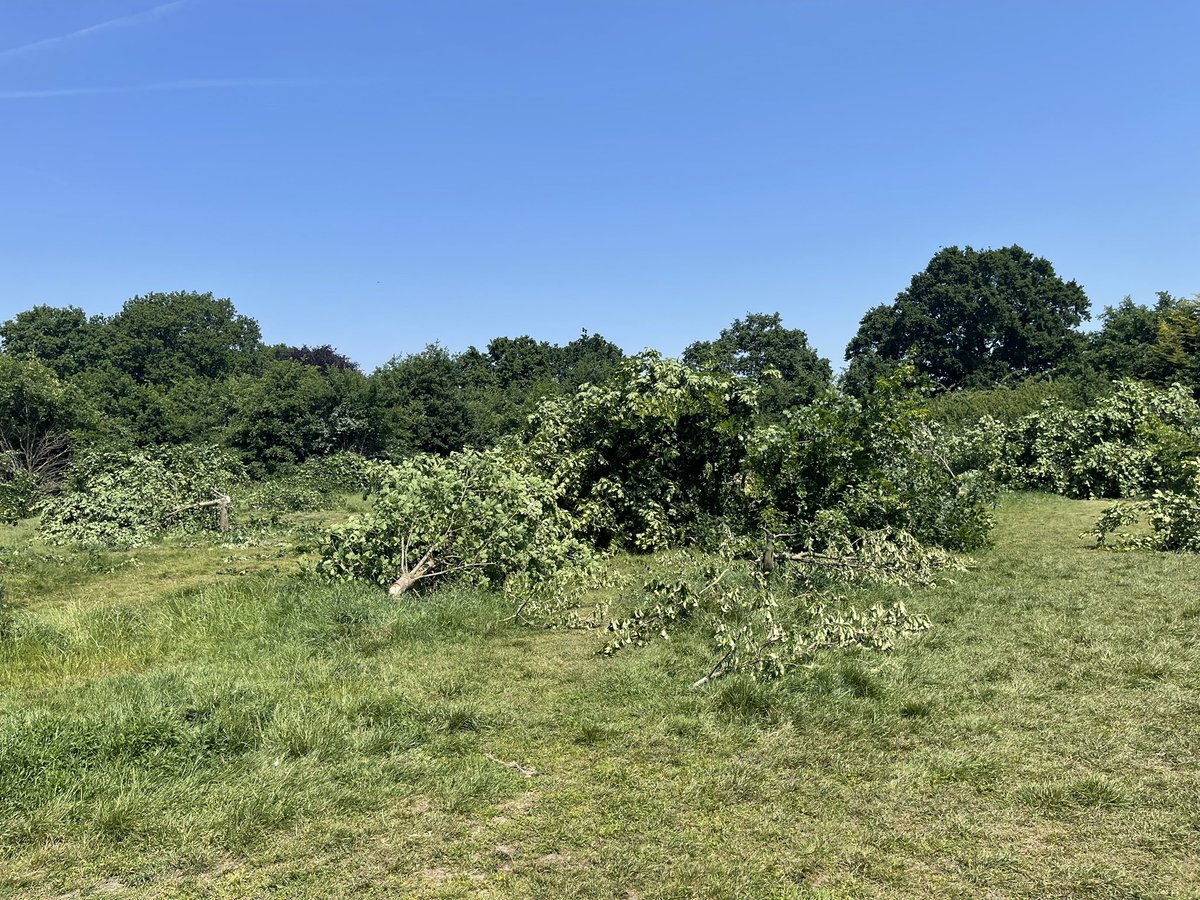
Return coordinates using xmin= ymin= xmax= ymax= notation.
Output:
xmin=241 ymin=453 xmax=380 ymax=514
xmin=748 ymin=369 xmax=995 ymax=553
xmin=522 ymin=352 xmax=756 ymax=551
xmin=927 ymin=375 xmax=1110 ymax=430
xmin=1088 ymin=464 xmax=1200 ymax=552
xmin=293 ymin=452 xmax=379 ymax=494
xmin=948 ymin=380 xmax=1200 ymax=499
xmin=0 ymin=467 xmax=41 ymax=524
xmin=317 ymin=361 xmax=992 ymax=598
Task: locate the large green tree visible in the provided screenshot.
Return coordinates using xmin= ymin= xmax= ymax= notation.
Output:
xmin=845 ymin=246 xmax=1090 ymax=392
xmin=225 ymin=360 xmax=338 ymax=470
xmin=554 ymin=331 xmax=625 ymax=391
xmin=1151 ymin=295 xmax=1200 ymax=389
xmin=105 ymin=291 xmax=262 ymax=384
xmin=1083 ymin=295 xmax=1165 ymax=382
xmin=0 ymin=355 xmax=88 ymax=487
xmin=683 ymin=312 xmax=832 ymax=415
xmin=371 ymin=344 xmax=481 ymax=457
xmin=0 ymin=305 xmax=105 ymax=377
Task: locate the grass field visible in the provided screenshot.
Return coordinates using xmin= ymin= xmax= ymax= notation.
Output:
xmin=2 ymin=493 xmax=1198 ymax=898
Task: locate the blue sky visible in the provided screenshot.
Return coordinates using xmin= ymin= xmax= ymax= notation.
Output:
xmin=1 ymin=1 xmax=1197 ymax=371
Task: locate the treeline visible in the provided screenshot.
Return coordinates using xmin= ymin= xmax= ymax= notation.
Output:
xmin=2 ymin=243 xmax=1195 ymax=486
xmin=0 ymin=293 xmax=832 ymax=479
xmin=0 ymin=292 xmax=631 ymax=469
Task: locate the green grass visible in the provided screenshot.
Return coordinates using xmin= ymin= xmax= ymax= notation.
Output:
xmin=2 ymin=493 xmax=1199 ymax=897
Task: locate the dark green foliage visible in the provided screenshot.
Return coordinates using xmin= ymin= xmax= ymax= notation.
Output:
xmin=372 ymin=344 xmax=481 ymax=457
xmin=0 ymin=305 xmax=105 ymax=377
xmin=554 ymin=330 xmax=626 ymax=392
xmin=1150 ymin=295 xmax=1200 ymax=390
xmin=372 ymin=332 xmax=627 ymax=457
xmin=243 ymin=453 xmax=380 ymax=513
xmin=927 ymin=374 xmax=1112 ymax=431
xmin=104 ymin=291 xmax=262 ymax=385
xmin=845 ymin=245 xmax=1090 ymax=392
xmin=42 ymin=444 xmax=243 ymax=547
xmin=1075 ymin=292 xmax=1200 ymax=391
xmin=225 ymin=361 xmax=376 ymax=471
xmin=0 ymin=357 xmax=89 ymax=515
xmin=525 ymin=352 xmax=757 ymax=550
xmin=274 ymin=344 xmax=361 ymax=373
xmin=1083 ymin=295 xmax=1166 ymax=382
xmin=683 ymin=312 xmax=833 ymax=417
xmin=68 ymin=367 xmax=174 ymax=446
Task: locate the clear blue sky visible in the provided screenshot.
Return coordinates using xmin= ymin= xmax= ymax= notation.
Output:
xmin=1 ymin=0 xmax=1197 ymax=372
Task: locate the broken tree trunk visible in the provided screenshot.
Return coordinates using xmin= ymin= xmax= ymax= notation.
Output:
xmin=388 ymin=547 xmax=437 ymax=597
xmin=761 ymin=530 xmax=776 ymax=574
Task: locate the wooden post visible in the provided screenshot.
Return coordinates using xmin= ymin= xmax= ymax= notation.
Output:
xmin=217 ymin=494 xmax=230 ymax=532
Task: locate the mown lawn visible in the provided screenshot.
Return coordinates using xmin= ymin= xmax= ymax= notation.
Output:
xmin=2 ymin=493 xmax=1198 ymax=898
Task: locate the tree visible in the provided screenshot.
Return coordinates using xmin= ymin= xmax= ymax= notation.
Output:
xmin=0 ymin=356 xmax=89 ymax=510
xmin=69 ymin=367 xmax=173 ymax=446
xmin=0 ymin=305 xmax=105 ymax=377
xmin=479 ymin=335 xmax=559 ymax=435
xmin=845 ymin=246 xmax=1090 ymax=392
xmin=370 ymin=344 xmax=480 ymax=457
xmin=523 ymin=352 xmax=758 ymax=550
xmin=104 ymin=291 xmax=262 ymax=384
xmin=274 ymin=343 xmax=360 ymax=374
xmin=225 ymin=360 xmax=337 ymax=470
xmin=321 ymin=368 xmax=378 ymax=455
xmin=1151 ymin=295 xmax=1200 ymax=390
xmin=316 ymin=447 xmax=586 ymax=596
xmin=555 ymin=331 xmax=625 ymax=391
xmin=1083 ymin=295 xmax=1164 ymax=382
xmin=684 ymin=312 xmax=832 ymax=415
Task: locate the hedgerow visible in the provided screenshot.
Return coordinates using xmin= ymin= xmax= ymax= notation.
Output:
xmin=947 ymin=380 xmax=1200 ymax=499
xmin=242 ymin=452 xmax=381 ymax=513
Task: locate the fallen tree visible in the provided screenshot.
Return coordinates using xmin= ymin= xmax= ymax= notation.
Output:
xmin=314 ymin=447 xmax=590 ymax=596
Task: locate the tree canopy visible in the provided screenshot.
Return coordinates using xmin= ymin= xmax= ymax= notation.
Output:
xmin=0 ymin=305 xmax=105 ymax=377
xmin=106 ymin=291 xmax=263 ymax=384
xmin=845 ymin=246 xmax=1090 ymax=392
xmin=683 ymin=313 xmax=832 ymax=416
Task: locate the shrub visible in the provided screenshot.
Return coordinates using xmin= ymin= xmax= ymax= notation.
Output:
xmin=948 ymin=380 xmax=1200 ymax=499
xmin=927 ymin=374 xmax=1110 ymax=430
xmin=1088 ymin=464 xmax=1200 ymax=552
xmin=522 ymin=351 xmax=756 ymax=551
xmin=748 ymin=369 xmax=995 ymax=553
xmin=0 ymin=467 xmax=41 ymax=524
xmin=242 ymin=452 xmax=381 ymax=514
